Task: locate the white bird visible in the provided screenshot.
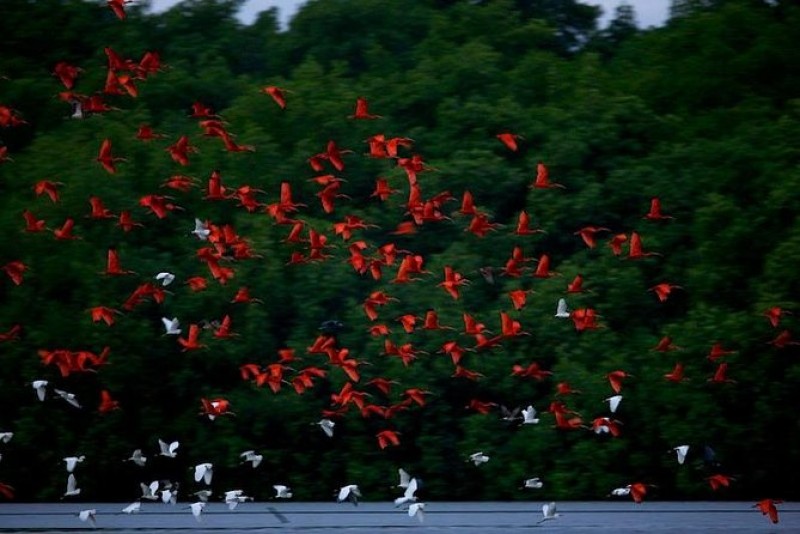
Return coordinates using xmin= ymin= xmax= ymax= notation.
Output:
xmin=192 ymin=218 xmax=210 ymax=240
xmin=555 ymin=298 xmax=570 ymax=318
xmin=522 ymin=477 xmax=543 ymax=489
xmin=394 ymin=477 xmax=419 ymax=508
xmin=189 ymin=502 xmax=206 ymax=522
xmin=31 ymin=380 xmax=48 ymax=401
xmin=606 ymin=394 xmax=623 ymax=413
xmin=317 ymin=418 xmax=335 ymax=437
xmin=121 ymin=501 xmax=141 ymax=514
xmin=468 ymin=452 xmax=490 ymax=466
xmin=78 ymin=509 xmax=96 ymax=528
xmin=63 ymin=455 xmax=85 ymax=473
xmin=161 ymin=317 xmax=181 ymax=335
xmin=397 ymin=468 xmax=412 ymax=489
xmin=193 ymin=489 xmax=213 ymax=502
xmin=0 ymin=432 xmax=13 ymax=443
xmin=337 ymin=484 xmax=361 ymax=506
xmin=273 ymin=485 xmax=292 ymax=499
xmin=158 ymin=439 xmax=179 ymax=458
xmin=521 ymin=405 xmax=540 ymax=425
xmin=673 ymin=445 xmax=690 ymax=465
xmin=70 ymin=100 xmax=84 ymax=120
xmin=194 ymin=463 xmax=213 ymax=485
xmin=539 ymin=502 xmax=560 ymax=523
xmin=408 ymin=502 xmax=426 ymax=522
xmin=610 ymin=486 xmax=631 ymax=497
xmin=161 ymin=486 xmax=178 ymax=505
xmin=63 ymin=473 xmax=81 ymax=498
xmin=140 ymin=481 xmax=160 ymax=501
xmin=155 ymin=272 xmax=176 ymax=286
xmin=240 ymin=450 xmax=263 ymax=468
xmin=224 ymin=489 xmax=252 ymax=510
xmin=54 ymin=388 xmax=81 ymax=408
xmin=126 ymin=449 xmax=147 ymax=467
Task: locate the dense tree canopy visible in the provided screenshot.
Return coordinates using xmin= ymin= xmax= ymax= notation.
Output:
xmin=0 ymin=0 xmax=798 ymax=507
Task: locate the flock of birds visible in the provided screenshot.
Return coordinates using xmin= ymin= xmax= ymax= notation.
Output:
xmin=0 ymin=0 xmax=793 ymax=528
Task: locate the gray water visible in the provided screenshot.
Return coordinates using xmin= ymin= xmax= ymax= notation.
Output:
xmin=0 ymin=501 xmax=796 ymax=532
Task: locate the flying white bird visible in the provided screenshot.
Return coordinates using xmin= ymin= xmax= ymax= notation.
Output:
xmin=337 ymin=484 xmax=361 ymax=506
xmin=161 ymin=317 xmax=181 ymax=335
xmin=224 ymin=489 xmax=252 ymax=510
xmin=54 ymin=388 xmax=81 ymax=408
xmin=408 ymin=502 xmax=425 ymax=522
xmin=673 ymin=445 xmax=690 ymax=465
xmin=189 ymin=502 xmax=206 ymax=522
xmin=606 ymin=394 xmax=623 ymax=413
xmin=240 ymin=450 xmax=263 ymax=468
xmin=32 ymin=380 xmax=48 ymax=401
xmin=555 ymin=298 xmax=570 ymax=318
xmin=317 ymin=418 xmax=335 ymax=437
xmin=63 ymin=473 xmax=81 ymax=498
xmin=610 ymin=486 xmax=631 ymax=497
xmin=126 ymin=449 xmax=147 ymax=467
xmin=158 ymin=439 xmax=180 ymax=458
xmin=394 ymin=477 xmax=419 ymax=507
xmin=63 ymin=455 xmax=85 ymax=473
xmin=121 ymin=501 xmax=141 ymax=514
xmin=468 ymin=452 xmax=490 ymax=466
xmin=0 ymin=432 xmax=13 ymax=443
xmin=154 ymin=272 xmax=176 ymax=286
xmin=192 ymin=218 xmax=210 ymax=240
xmin=273 ymin=485 xmax=292 ymax=499
xmin=521 ymin=405 xmax=540 ymax=425
xmin=161 ymin=486 xmax=179 ymax=505
xmin=397 ymin=468 xmax=412 ymax=489
xmin=140 ymin=481 xmax=160 ymax=501
xmin=539 ymin=502 xmax=560 ymax=523
xmin=194 ymin=463 xmax=213 ymax=485
xmin=78 ymin=509 xmax=96 ymax=528
xmin=522 ymin=477 xmax=543 ymax=489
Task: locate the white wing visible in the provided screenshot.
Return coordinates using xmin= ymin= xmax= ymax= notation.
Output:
xmin=606 ymin=395 xmax=623 ymax=413
xmin=32 ymin=380 xmax=48 ymax=401
xmin=122 ymin=501 xmax=140 ymax=514
xmin=555 ymin=298 xmax=570 ymax=318
xmin=161 ymin=317 xmax=181 ymax=335
xmin=78 ymin=509 xmax=96 ymax=527
xmin=190 ymin=502 xmax=205 ymax=522
xmin=674 ymin=445 xmax=690 ymax=464
xmin=521 ymin=405 xmax=539 ymax=424
xmin=398 ymin=468 xmax=411 ymax=488
xmin=155 ymin=272 xmax=175 ymax=286
xmin=408 ymin=502 xmax=425 ymax=522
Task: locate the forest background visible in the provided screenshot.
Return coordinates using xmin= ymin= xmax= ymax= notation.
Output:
xmin=0 ymin=0 xmax=799 ymax=503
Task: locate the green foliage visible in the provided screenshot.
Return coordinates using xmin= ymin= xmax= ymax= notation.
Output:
xmin=0 ymin=0 xmax=798 ymax=505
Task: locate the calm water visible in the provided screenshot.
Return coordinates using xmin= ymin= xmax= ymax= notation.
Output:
xmin=0 ymin=501 xmax=796 ymax=532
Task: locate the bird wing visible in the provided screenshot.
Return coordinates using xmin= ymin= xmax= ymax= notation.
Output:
xmin=398 ymin=468 xmax=411 ymax=488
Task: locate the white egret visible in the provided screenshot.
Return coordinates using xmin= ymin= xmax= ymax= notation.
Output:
xmin=161 ymin=317 xmax=181 ymax=335
xmin=555 ymin=298 xmax=570 ymax=318
xmin=394 ymin=477 xmax=418 ymax=507
xmin=32 ymin=380 xmax=48 ymax=401
xmin=121 ymin=501 xmax=141 ymax=514
xmin=54 ymin=388 xmax=81 ymax=408
xmin=337 ymin=484 xmax=361 ymax=506
xmin=158 ymin=439 xmax=179 ymax=458
xmin=273 ymin=485 xmax=293 ymax=498
xmin=63 ymin=455 xmax=85 ymax=473
xmin=194 ymin=463 xmax=213 ymax=485
xmin=224 ymin=489 xmax=252 ymax=510
xmin=140 ymin=481 xmax=160 ymax=501
xmin=193 ymin=489 xmax=213 ymax=502
xmin=0 ymin=432 xmax=13 ymax=443
xmin=189 ymin=502 xmax=205 ymax=522
xmin=468 ymin=452 xmax=490 ymax=466
xmin=126 ymin=449 xmax=147 ymax=467
xmin=63 ymin=473 xmax=81 ymax=498
xmin=522 ymin=477 xmax=543 ymax=489
xmin=408 ymin=502 xmax=425 ymax=522
xmin=317 ymin=418 xmax=335 ymax=437
xmin=240 ymin=450 xmax=263 ymax=468
xmin=539 ymin=502 xmax=560 ymax=523
xmin=673 ymin=445 xmax=690 ymax=465
xmin=521 ymin=405 xmax=539 ymax=425
xmin=78 ymin=509 xmax=96 ymax=528
xmin=154 ymin=272 xmax=175 ymax=286
xmin=397 ymin=468 xmax=412 ymax=489
xmin=192 ymin=219 xmax=210 ymax=240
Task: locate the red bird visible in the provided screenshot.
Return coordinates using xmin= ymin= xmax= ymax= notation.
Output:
xmin=22 ymin=210 xmax=47 ymax=232
xmin=708 ymin=343 xmax=736 ymax=361
xmin=107 ymin=0 xmax=134 ymax=20
xmin=649 ymin=282 xmax=683 ymax=302
xmin=643 ymin=197 xmax=674 ymax=220
xmin=533 ymin=254 xmax=559 ymax=278
xmin=1 ymin=261 xmax=27 ymax=285
xmin=513 ymin=210 xmax=545 ymax=236
xmin=98 ymin=389 xmax=120 ymax=413
xmin=135 ymin=124 xmax=166 ymax=141
xmin=88 ymin=196 xmax=115 ymax=219
xmin=53 ymin=61 xmax=82 ymax=89
xmin=178 ymin=324 xmax=205 ymax=351
xmin=574 ymin=226 xmax=610 ymax=249
xmin=0 ymin=324 xmax=22 ymax=343
xmin=96 ymin=138 xmax=126 ymax=174
xmin=438 ymin=266 xmax=470 ymax=300
xmin=88 ymin=306 xmax=121 ymax=326
xmin=763 ymin=306 xmax=790 ymax=328
xmin=653 ymin=336 xmax=681 ymax=352
xmin=628 ymin=232 xmax=661 ymax=259
xmin=753 ymin=499 xmax=781 ymax=524
xmin=103 ymin=248 xmax=135 ymax=275
xmin=496 ymin=132 xmax=523 ymax=151
xmin=53 ymin=218 xmax=79 ymax=240
xmin=708 ymin=362 xmax=736 ymax=384
xmin=117 ymin=210 xmax=144 ymax=232
xmin=166 ymin=135 xmax=198 ymax=166
xmin=566 ymin=274 xmax=587 ymax=293
xmin=608 ymin=233 xmax=628 ymax=256
xmin=349 ymin=97 xmax=381 ymax=119
xmin=531 ymin=161 xmax=565 ymax=189
xmin=706 ymin=474 xmax=733 ymax=491
xmin=33 ymin=180 xmax=63 ymax=203
xmin=664 ymin=362 xmax=688 ymax=383
xmin=262 ymin=85 xmax=291 ymax=109
xmin=376 ymin=429 xmax=400 ymax=449
xmin=606 ymin=370 xmax=633 ymax=393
